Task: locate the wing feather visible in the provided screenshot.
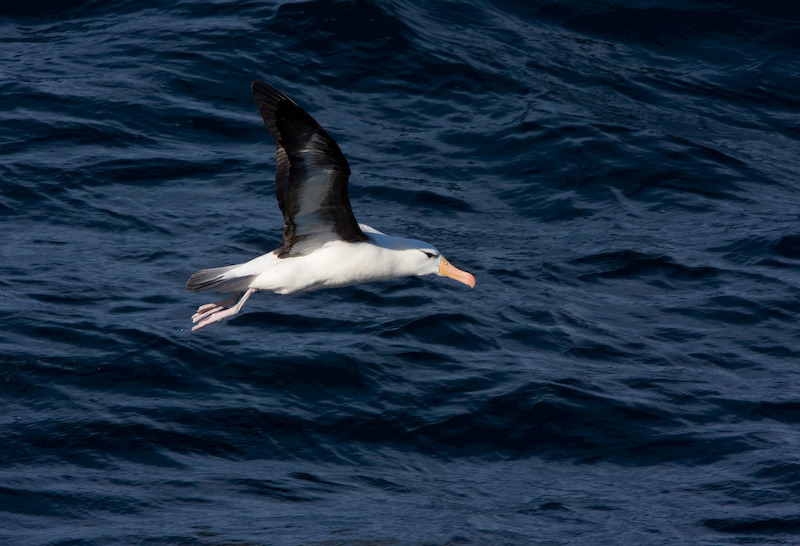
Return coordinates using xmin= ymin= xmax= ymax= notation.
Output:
xmin=251 ymin=81 xmax=367 ymax=257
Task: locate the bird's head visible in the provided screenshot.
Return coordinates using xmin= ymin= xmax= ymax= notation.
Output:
xmin=367 ymin=231 xmax=476 ymax=288
xmin=402 ymin=242 xmax=476 ymax=288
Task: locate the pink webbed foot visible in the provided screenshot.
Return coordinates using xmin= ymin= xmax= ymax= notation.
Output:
xmin=191 ymin=289 xmax=256 ymax=332
xmin=192 ymin=293 xmax=241 ymax=323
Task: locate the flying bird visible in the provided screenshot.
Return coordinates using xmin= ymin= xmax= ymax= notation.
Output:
xmin=187 ymin=81 xmax=475 ymax=331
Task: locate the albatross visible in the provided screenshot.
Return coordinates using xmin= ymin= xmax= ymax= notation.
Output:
xmin=187 ymin=81 xmax=475 ymax=331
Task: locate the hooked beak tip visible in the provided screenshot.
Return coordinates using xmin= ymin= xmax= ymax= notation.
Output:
xmin=439 ymin=257 xmax=476 ymax=288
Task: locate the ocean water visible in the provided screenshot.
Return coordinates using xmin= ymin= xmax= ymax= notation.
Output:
xmin=2 ymin=1 xmax=800 ymax=544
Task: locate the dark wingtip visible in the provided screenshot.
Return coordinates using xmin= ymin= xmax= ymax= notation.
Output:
xmin=251 ymin=80 xmax=298 ymax=131
xmin=252 ymin=80 xmax=292 ymax=106
xmin=251 ymin=80 xmax=276 ymax=97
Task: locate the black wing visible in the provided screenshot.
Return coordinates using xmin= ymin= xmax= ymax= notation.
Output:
xmin=251 ymin=80 xmax=367 ymax=257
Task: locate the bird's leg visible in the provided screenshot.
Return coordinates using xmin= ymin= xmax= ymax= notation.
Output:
xmin=192 ymin=292 xmax=242 ymax=322
xmin=191 ymin=288 xmax=256 ymax=332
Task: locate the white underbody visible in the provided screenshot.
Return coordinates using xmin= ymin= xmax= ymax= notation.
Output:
xmin=224 ymin=229 xmax=440 ymax=295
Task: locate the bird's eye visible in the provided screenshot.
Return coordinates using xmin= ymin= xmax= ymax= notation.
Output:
xmin=423 ymin=251 xmax=437 ymax=259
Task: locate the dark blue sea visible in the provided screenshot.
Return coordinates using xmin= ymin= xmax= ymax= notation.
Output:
xmin=3 ymin=1 xmax=800 ymax=544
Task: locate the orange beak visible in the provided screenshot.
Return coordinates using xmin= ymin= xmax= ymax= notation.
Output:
xmin=438 ymin=256 xmax=476 ymax=288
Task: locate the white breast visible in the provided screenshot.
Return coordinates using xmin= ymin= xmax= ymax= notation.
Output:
xmin=247 ymin=240 xmax=398 ymax=294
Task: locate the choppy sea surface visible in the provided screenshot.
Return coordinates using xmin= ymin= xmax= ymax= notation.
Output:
xmin=2 ymin=1 xmax=800 ymax=544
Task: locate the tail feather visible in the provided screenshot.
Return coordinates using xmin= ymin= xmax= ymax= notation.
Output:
xmin=186 ymin=265 xmax=256 ymax=293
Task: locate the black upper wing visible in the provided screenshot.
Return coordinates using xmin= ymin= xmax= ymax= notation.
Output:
xmin=251 ymin=80 xmax=367 ymax=257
